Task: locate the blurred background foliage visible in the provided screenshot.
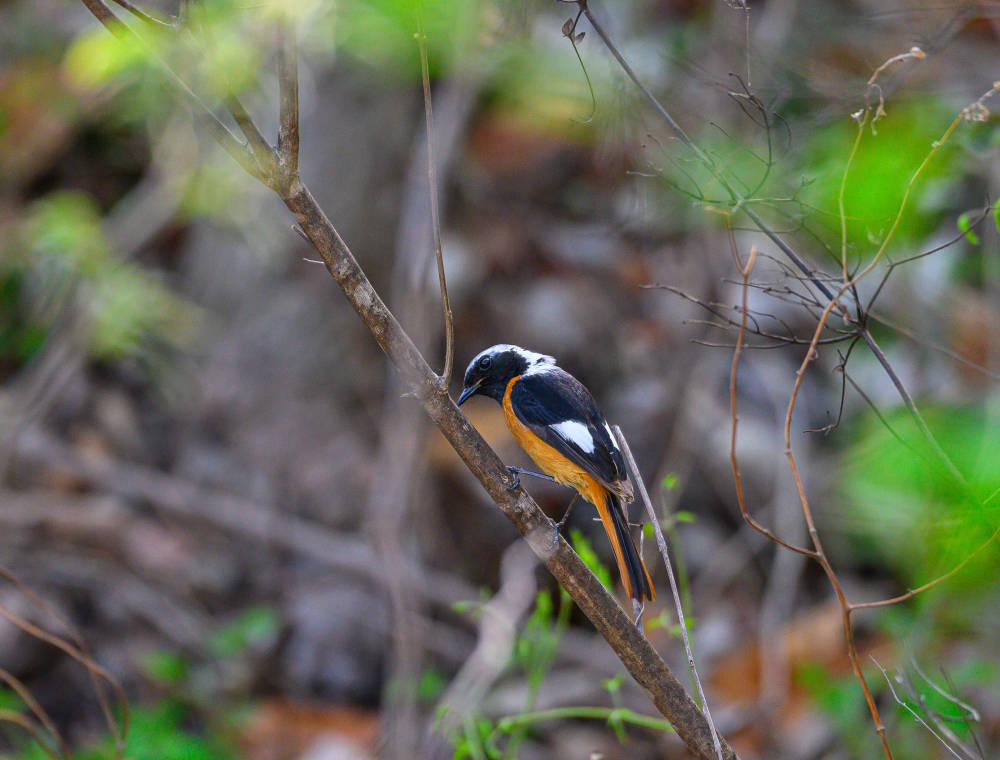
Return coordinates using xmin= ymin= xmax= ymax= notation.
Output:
xmin=0 ymin=0 xmax=999 ymax=759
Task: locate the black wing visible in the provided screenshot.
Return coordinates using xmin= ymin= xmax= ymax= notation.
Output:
xmin=509 ymin=370 xmax=628 ymax=488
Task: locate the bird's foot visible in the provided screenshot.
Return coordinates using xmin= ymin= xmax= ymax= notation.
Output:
xmin=547 ymin=493 xmax=579 ymax=550
xmin=505 ymin=466 xmax=521 ymax=491
xmin=548 ymin=517 xmax=573 ymax=551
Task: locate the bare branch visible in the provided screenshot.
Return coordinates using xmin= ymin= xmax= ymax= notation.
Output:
xmin=281 ymin=179 xmax=737 ymax=760
xmin=729 ymin=246 xmax=817 ymax=558
xmin=415 ymin=17 xmax=454 ymax=388
xmin=0 ymin=668 xmax=67 ymax=759
xmin=108 ymin=0 xmax=171 ymax=27
xmin=0 ymin=707 xmax=63 ymax=760
xmin=277 ymin=24 xmax=299 ymax=175
xmin=223 ymin=94 xmax=277 ymax=176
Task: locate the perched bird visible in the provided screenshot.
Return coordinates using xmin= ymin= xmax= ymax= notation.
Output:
xmin=457 ymin=344 xmax=655 ymax=602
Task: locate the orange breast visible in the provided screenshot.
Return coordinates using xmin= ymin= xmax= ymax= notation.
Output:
xmin=502 ymin=376 xmax=604 ymax=505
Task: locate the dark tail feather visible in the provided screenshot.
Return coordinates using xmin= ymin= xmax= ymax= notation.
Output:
xmin=606 ymin=492 xmax=656 ymax=602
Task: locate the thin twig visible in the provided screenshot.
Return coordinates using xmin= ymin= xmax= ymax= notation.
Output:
xmin=0 ymin=708 xmax=63 ymax=760
xmin=0 ymin=668 xmax=67 ymax=759
xmin=871 ymin=657 xmax=964 ymax=760
xmin=780 ymin=269 xmax=895 ymax=759
xmin=849 ymin=521 xmax=1000 ymax=610
xmin=0 ymin=567 xmax=128 ymax=754
xmin=416 ymin=12 xmax=454 ymax=389
xmin=940 ymin=668 xmax=987 ymax=759
xmin=729 ymin=245 xmax=817 ymax=558
xmin=573 ymin=7 xmax=996 ymax=759
xmin=909 ymin=658 xmax=980 ymax=722
xmin=109 ymin=0 xmax=171 ymax=26
xmin=612 ymin=426 xmax=724 ymax=760
xmin=224 ymin=94 xmax=277 ymax=176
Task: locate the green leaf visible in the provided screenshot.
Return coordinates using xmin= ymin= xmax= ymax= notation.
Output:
xmin=26 ymin=191 xmax=110 ymax=275
xmin=957 ymin=211 xmax=980 ymax=245
xmin=63 ymin=27 xmax=148 ymax=89
xmin=209 ymin=605 xmax=280 ymax=657
xmin=417 ymin=668 xmax=447 ymax=702
xmin=842 ymin=404 xmax=1000 ymax=597
xmin=643 ymin=610 xmax=673 ymax=631
xmin=569 ymin=528 xmax=613 ymax=591
xmin=142 ymin=650 xmax=191 ymax=686
xmin=600 ymin=673 xmax=624 ymax=695
xmin=0 ymin=688 xmax=25 ymax=712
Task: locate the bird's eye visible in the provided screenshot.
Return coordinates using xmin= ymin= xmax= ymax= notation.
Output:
xmin=478 ymin=356 xmax=492 ymax=370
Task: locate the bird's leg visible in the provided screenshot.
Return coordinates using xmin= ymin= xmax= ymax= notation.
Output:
xmin=548 ymin=492 xmax=580 ymax=550
xmin=505 ymin=465 xmax=557 ymax=491
xmin=632 ymin=599 xmax=645 ymax=630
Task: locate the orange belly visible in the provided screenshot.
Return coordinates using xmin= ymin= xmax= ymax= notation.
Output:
xmin=502 ymin=376 xmax=604 ymax=506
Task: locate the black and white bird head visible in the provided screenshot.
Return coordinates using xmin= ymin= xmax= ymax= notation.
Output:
xmin=457 ymin=344 xmax=555 ymax=405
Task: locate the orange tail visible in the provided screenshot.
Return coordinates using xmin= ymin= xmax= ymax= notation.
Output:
xmin=592 ymin=488 xmax=655 ymax=602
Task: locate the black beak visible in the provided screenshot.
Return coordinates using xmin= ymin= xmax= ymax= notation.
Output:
xmin=457 ymin=382 xmax=481 ymax=406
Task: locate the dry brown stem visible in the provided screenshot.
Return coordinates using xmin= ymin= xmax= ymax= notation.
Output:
xmin=612 ymin=426 xmax=723 ymax=760
xmin=415 ymin=15 xmax=455 ymax=389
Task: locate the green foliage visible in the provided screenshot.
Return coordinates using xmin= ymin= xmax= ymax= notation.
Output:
xmin=0 ymin=272 xmax=48 ymax=365
xmin=2 ymin=697 xmax=239 ymax=760
xmin=27 ymin=191 xmax=110 ymax=276
xmin=63 ymin=24 xmax=172 ymax=130
xmin=93 ymin=702 xmax=237 ymax=760
xmin=335 ymin=0 xmax=482 ymax=78
xmin=417 ymin=668 xmax=448 ymax=703
xmin=799 ymin=102 xmax=959 ymax=263
xmin=143 ymin=650 xmax=191 ymax=687
xmin=798 ymin=656 xmax=992 ymax=760
xmin=445 ymin=583 xmax=671 ymax=758
xmin=209 ymin=605 xmax=281 ymax=658
xmin=568 ymin=528 xmax=613 ymax=591
xmin=957 ymin=211 xmax=980 ymax=245
xmin=841 ymin=404 xmax=1000 ymax=599
xmin=797 ymin=661 xmax=872 ymax=756
xmin=0 ymin=191 xmax=201 ymax=368
xmin=63 ymin=27 xmax=151 ymax=91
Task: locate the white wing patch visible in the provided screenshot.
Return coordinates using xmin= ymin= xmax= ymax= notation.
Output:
xmin=552 ymin=420 xmax=596 ymax=453
xmin=604 ymin=421 xmax=620 ymax=452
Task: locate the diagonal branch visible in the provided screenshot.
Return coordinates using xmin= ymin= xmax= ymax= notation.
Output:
xmin=78 ymin=3 xmax=740 ymax=758
xmin=280 ymin=179 xmax=738 ymax=760
xmin=108 ymin=0 xmax=171 ymax=27
xmin=277 ymin=24 xmax=299 ymax=175
xmin=223 ymin=94 xmax=277 ymax=177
